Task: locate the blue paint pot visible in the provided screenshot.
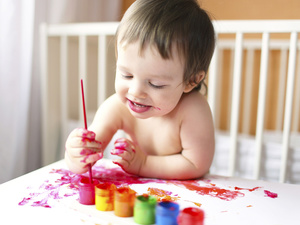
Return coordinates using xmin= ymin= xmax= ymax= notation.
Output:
xmin=156 ymin=201 xmax=179 ymax=225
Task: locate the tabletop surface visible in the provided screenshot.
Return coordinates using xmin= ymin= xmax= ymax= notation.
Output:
xmin=0 ymin=159 xmax=299 ymax=225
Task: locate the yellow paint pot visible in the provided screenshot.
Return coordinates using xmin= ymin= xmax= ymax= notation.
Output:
xmin=95 ymin=183 xmax=116 ymax=211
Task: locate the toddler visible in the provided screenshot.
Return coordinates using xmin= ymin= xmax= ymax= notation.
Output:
xmin=65 ymin=0 xmax=215 ymax=180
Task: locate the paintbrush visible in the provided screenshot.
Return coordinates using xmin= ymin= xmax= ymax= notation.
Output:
xmin=80 ymin=79 xmax=93 ymax=184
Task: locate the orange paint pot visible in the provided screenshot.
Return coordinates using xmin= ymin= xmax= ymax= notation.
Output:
xmin=114 ymin=186 xmax=136 ymax=217
xmin=95 ymin=183 xmax=116 ymax=211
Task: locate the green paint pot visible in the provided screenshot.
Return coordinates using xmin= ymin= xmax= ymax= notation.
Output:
xmin=134 ymin=195 xmax=157 ymax=224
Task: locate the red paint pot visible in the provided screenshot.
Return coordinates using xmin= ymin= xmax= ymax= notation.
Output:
xmin=78 ymin=177 xmax=99 ymax=205
xmin=114 ymin=186 xmax=136 ymax=217
xmin=177 ymin=207 xmax=204 ymax=225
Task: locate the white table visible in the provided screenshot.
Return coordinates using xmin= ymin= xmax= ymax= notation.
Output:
xmin=0 ymin=159 xmax=299 ymax=225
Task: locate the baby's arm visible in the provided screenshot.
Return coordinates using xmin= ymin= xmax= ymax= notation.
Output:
xmin=65 ymin=94 xmax=124 ymax=174
xmin=144 ymin=95 xmax=214 ymax=179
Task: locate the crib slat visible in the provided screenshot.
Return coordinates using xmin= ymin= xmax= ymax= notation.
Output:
xmin=276 ymin=49 xmax=288 ymax=131
xmin=280 ymin=32 xmax=298 ymax=183
xmin=98 ymin=35 xmax=107 ymax=106
xmin=229 ymin=32 xmax=244 ymax=176
xmin=227 ymin=50 xmax=235 ymax=129
xmin=215 ymin=50 xmax=224 ymax=129
xmin=292 ymin=51 xmax=300 ymax=132
xmin=60 ymin=35 xmax=68 ymax=159
xmin=79 ymin=35 xmax=87 ymax=123
xmin=208 ymin=44 xmax=219 ymax=121
xmin=254 ymin=32 xmax=270 ymax=180
xmin=242 ymin=49 xmax=255 ymax=134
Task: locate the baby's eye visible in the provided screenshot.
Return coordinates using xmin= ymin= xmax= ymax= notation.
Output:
xmin=149 ymin=82 xmax=166 ymax=89
xmin=121 ymin=74 xmax=133 ymax=79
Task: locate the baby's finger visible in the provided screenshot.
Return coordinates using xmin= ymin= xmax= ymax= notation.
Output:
xmin=67 ymin=146 xmax=102 ymax=158
xmin=112 ymin=159 xmax=129 ymax=171
xmin=111 ymin=148 xmax=134 ymax=164
xmin=69 ymin=128 xmax=96 ymax=140
xmin=65 ymin=152 xmax=103 ymax=174
xmin=80 ymin=152 xmax=103 ymax=164
xmin=111 ymin=148 xmax=125 ymax=155
xmin=114 ymin=138 xmax=136 ymax=152
xmin=68 ymin=136 xmax=102 ymax=149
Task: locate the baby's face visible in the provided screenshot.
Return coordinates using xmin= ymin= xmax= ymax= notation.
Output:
xmin=115 ymin=41 xmax=189 ymax=119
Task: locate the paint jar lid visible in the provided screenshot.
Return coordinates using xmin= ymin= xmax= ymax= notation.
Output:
xmin=135 ymin=194 xmax=157 ymax=207
xmin=95 ymin=183 xmax=116 ymax=196
xmin=156 ymin=201 xmax=179 ymax=217
xmin=177 ymin=207 xmax=204 ymax=225
xmin=115 ymin=186 xmax=136 ymax=202
xmin=78 ymin=177 xmax=99 ymax=188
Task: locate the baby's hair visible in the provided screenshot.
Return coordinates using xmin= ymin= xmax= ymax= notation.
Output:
xmin=116 ymin=0 xmax=215 ymax=92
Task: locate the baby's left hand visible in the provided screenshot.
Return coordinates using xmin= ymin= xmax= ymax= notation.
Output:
xmin=111 ymin=138 xmax=145 ymax=176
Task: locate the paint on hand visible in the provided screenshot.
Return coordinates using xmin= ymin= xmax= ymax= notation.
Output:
xmin=111 ymin=148 xmax=125 ymax=155
xmin=81 ymin=129 xmax=96 ymax=139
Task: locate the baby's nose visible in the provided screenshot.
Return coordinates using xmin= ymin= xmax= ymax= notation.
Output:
xmin=128 ymin=81 xmax=147 ymax=98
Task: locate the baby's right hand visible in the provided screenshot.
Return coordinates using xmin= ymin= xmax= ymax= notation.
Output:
xmin=65 ymin=128 xmax=103 ymax=174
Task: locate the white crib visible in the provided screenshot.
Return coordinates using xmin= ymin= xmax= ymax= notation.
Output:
xmin=40 ymin=20 xmax=300 ymax=184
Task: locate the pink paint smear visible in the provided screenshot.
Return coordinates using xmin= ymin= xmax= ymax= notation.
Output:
xmin=18 ymin=163 xmax=278 ymax=208
xmin=264 ymin=190 xmax=278 ymax=198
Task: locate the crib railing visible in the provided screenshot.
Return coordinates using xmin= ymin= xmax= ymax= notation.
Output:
xmin=40 ymin=20 xmax=300 ymax=183
xmin=209 ymin=20 xmax=300 ymax=183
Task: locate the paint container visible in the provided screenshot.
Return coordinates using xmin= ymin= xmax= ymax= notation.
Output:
xmin=156 ymin=201 xmax=180 ymax=225
xmin=114 ymin=186 xmax=136 ymax=217
xmin=78 ymin=177 xmax=99 ymax=205
xmin=134 ymin=195 xmax=157 ymax=224
xmin=95 ymin=183 xmax=116 ymax=211
xmin=177 ymin=207 xmax=205 ymax=225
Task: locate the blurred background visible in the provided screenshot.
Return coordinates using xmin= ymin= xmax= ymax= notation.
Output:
xmin=0 ymin=0 xmax=299 ymax=184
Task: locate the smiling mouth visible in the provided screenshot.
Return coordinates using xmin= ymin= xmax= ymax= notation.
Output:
xmin=128 ymin=98 xmax=149 ymax=107
xmin=132 ymin=101 xmax=148 ymax=107
xmin=127 ymin=98 xmax=152 ymax=113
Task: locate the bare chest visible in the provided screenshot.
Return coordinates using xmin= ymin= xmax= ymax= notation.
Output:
xmin=129 ymin=118 xmax=182 ymax=155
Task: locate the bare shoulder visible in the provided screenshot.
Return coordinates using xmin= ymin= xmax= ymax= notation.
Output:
xmin=178 ymin=91 xmax=212 ymax=119
xmin=177 ymin=90 xmax=214 ymax=139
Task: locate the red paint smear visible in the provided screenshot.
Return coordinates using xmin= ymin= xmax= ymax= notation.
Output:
xmin=264 ymin=190 xmax=278 ymax=198
xmin=172 ymin=180 xmax=244 ymax=201
xmin=234 ymin=186 xmax=261 ymax=192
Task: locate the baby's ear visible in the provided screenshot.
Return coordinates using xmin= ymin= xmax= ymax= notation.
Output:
xmin=183 ymin=71 xmax=205 ymax=93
